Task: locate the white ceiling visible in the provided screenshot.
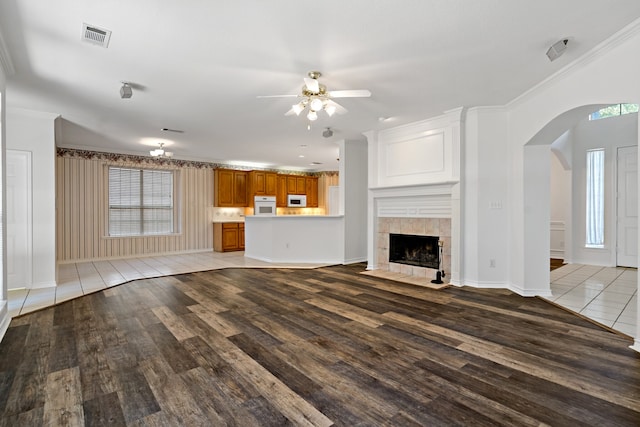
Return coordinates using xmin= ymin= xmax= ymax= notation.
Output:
xmin=2 ymin=1 xmax=640 ymax=171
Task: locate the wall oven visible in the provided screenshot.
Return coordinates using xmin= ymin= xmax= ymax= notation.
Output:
xmin=287 ymin=194 xmax=307 ymax=208
xmin=254 ymin=196 xmax=276 ymax=216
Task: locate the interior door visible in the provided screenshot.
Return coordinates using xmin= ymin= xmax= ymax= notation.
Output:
xmin=616 ymin=145 xmax=637 ymax=267
xmin=7 ymin=150 xmax=32 ymax=289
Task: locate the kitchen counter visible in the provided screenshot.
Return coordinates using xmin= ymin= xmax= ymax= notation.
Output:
xmin=244 ymin=215 xmax=345 ymax=263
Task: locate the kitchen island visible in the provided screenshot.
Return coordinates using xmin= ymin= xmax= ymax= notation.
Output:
xmin=244 ymin=215 xmax=345 ymax=264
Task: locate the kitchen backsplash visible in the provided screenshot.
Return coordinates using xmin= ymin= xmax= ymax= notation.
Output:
xmin=212 ymin=207 xmax=245 ymax=222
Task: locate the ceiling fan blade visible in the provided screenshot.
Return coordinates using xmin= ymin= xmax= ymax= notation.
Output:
xmin=326 ymin=99 xmax=348 ymax=114
xmin=284 ymin=108 xmax=297 ymax=116
xmin=328 ymin=89 xmax=372 ymax=98
xmin=257 ymin=94 xmax=299 ymax=98
xmin=304 ymin=77 xmax=319 ymax=93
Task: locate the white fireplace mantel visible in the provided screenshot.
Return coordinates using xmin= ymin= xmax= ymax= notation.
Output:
xmin=370 ymin=181 xmax=458 ymax=219
xmin=367 ymin=181 xmax=461 ymax=285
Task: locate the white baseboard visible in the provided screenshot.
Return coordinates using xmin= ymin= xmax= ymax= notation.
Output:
xmin=0 ymin=301 xmax=10 ymax=344
xmin=550 ymin=250 xmax=564 ymax=259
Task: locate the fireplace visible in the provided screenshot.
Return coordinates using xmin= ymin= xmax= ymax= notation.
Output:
xmin=389 ymin=234 xmax=439 ymax=269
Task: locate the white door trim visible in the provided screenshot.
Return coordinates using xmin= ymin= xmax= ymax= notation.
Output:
xmin=7 ymin=149 xmax=33 ymax=289
xmin=616 ymin=145 xmax=638 ymax=268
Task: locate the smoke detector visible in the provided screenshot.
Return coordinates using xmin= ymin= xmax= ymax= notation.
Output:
xmin=81 ymin=23 xmax=112 ymax=48
xmin=322 ymin=127 xmax=333 ymax=138
xmin=546 ymin=38 xmax=569 ymax=62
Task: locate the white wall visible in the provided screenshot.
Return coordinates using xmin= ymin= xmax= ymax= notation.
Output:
xmin=6 ymin=108 xmax=57 ymax=288
xmin=340 ymin=139 xmax=368 ymax=264
xmin=549 ymin=150 xmax=570 ymax=260
xmin=463 ymin=107 xmax=509 ymax=287
xmin=571 ymin=113 xmax=638 ymax=266
xmin=0 ymin=30 xmax=11 ymax=341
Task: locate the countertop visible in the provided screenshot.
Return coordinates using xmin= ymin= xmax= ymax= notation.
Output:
xmin=245 ymin=214 xmax=343 ymax=219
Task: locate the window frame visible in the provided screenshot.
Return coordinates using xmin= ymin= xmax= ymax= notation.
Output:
xmin=585 ymin=148 xmax=605 ymax=248
xmin=588 ymin=103 xmax=639 ymax=121
xmin=106 ymin=165 xmax=180 ymax=237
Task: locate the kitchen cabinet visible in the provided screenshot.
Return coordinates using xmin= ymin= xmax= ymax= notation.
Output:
xmin=276 ymin=174 xmax=288 ymax=207
xmin=214 ymin=169 xmax=248 ymax=207
xmin=248 ymin=170 xmax=276 ymax=199
xmin=286 ymin=175 xmax=306 ymax=195
xmin=305 ymin=176 xmax=318 ymax=207
xmin=213 ymin=222 xmax=245 ymax=252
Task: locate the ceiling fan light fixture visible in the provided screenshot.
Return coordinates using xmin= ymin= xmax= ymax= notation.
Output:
xmin=309 ymin=98 xmax=324 ymax=112
xmin=150 ymin=142 xmax=173 ymax=158
xmin=292 ymin=102 xmax=305 ymax=115
xmin=324 ymin=104 xmax=336 ymax=117
xmin=307 ymin=110 xmax=318 ymax=121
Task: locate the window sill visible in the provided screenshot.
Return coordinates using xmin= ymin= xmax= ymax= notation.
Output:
xmin=104 ymin=233 xmax=182 ymax=239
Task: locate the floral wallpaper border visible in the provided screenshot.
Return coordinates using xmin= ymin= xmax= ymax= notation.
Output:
xmin=56 ymin=147 xmax=338 ymax=176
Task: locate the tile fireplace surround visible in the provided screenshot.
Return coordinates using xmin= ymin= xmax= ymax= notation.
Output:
xmin=377 ymin=217 xmax=452 ymax=281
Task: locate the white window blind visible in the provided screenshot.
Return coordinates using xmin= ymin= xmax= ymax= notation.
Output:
xmin=109 ymin=167 xmax=174 ymax=236
xmin=585 ymin=149 xmax=604 ymax=248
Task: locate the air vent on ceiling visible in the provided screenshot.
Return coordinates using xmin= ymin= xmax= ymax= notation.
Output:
xmin=81 ymin=23 xmax=111 ymax=48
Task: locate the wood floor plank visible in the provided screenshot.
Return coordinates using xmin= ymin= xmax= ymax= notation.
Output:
xmin=83 ymin=392 xmax=127 ymax=427
xmin=151 ymin=305 xmax=196 ymax=341
xmin=42 ymin=366 xmax=84 ymax=426
xmin=2 ymin=263 xmax=639 ymax=426
xmin=139 ymin=355 xmax=211 ymax=426
xmin=221 ymin=348 xmax=334 ymax=427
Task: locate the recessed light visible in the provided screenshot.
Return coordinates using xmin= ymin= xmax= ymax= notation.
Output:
xmin=299 ymin=155 xmax=305 ymax=158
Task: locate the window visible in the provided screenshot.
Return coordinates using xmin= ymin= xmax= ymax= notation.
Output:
xmin=108 ymin=167 xmax=175 ymax=236
xmin=585 ymin=149 xmax=604 ymax=248
xmin=588 ymin=103 xmax=638 ymax=121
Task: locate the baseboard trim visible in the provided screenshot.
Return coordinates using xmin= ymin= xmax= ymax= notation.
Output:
xmin=0 ymin=302 xmax=10 ymax=344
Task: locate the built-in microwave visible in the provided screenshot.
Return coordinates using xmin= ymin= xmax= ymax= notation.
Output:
xmin=287 ymin=194 xmax=307 ymax=208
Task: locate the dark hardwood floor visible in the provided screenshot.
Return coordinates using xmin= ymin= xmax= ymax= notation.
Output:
xmin=550 ymin=258 xmax=566 ymax=271
xmin=1 ymin=264 xmax=639 ymax=426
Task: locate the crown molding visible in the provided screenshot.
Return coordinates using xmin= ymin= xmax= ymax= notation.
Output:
xmin=0 ymin=28 xmax=15 ymax=76
xmin=508 ymin=17 xmax=640 ymax=109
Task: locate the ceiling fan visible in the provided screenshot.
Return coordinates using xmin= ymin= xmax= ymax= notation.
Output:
xmin=257 ymin=71 xmax=371 ymax=122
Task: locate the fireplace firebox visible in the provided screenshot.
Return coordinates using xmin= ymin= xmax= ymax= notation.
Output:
xmin=389 ymin=234 xmax=439 ymax=269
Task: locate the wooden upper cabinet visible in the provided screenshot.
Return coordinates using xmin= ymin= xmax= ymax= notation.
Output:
xmin=248 ymin=171 xmax=277 ymax=200
xmin=296 ymin=176 xmax=306 ymax=194
xmin=265 ymin=172 xmax=277 ymax=195
xmin=286 ymin=175 xmax=306 ymax=194
xmin=276 ymin=174 xmax=287 ymax=207
xmin=286 ymin=175 xmax=297 ymax=194
xmin=305 ymin=176 xmax=318 ymax=207
xmin=214 ymin=169 xmax=248 ymax=207
xmin=234 ymin=171 xmax=248 ymax=206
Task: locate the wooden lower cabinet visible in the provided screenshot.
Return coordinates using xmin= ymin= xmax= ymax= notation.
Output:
xmin=213 ymin=222 xmax=245 ymax=252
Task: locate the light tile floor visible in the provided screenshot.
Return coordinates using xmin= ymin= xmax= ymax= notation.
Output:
xmin=8 ymin=251 xmax=327 ymax=318
xmin=546 ymin=263 xmax=637 ymax=337
xmin=8 ymin=254 xmax=638 ymax=338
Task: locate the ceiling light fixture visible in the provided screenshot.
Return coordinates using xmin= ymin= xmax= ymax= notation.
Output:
xmin=322 ymin=127 xmax=333 ymax=138
xmin=289 ymin=71 xmax=345 ymax=124
xmin=546 ymin=38 xmax=569 ymax=62
xmin=150 ymin=142 xmax=173 ymax=158
xmin=120 ymin=82 xmax=132 ymax=99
